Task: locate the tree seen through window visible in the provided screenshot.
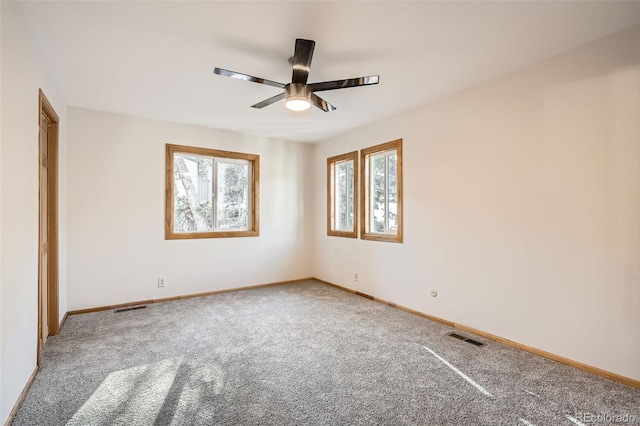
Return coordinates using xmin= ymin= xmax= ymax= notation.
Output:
xmin=166 ymin=144 xmax=259 ymax=239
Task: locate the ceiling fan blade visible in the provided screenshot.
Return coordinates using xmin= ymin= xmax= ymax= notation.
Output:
xmin=310 ymin=93 xmax=337 ymax=112
xmin=251 ymin=92 xmax=285 ymax=109
xmin=308 ymin=75 xmax=379 ymax=92
xmin=213 ymin=68 xmax=285 ymax=89
xmin=291 ymin=39 xmax=315 ymax=85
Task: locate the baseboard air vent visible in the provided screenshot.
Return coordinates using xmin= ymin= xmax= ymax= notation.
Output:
xmin=114 ymin=305 xmax=147 ymax=313
xmin=447 ymin=332 xmax=486 ymax=347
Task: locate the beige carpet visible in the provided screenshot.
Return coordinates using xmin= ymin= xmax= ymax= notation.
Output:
xmin=12 ymin=280 xmax=640 ymax=425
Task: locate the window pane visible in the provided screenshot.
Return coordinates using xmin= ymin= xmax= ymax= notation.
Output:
xmin=371 ymin=153 xmax=386 ymax=232
xmin=388 ymin=152 xmax=397 ymax=231
xmin=347 ymin=161 xmax=354 ymax=230
xmin=216 ymin=161 xmax=249 ymax=229
xmin=335 ymin=161 xmax=352 ymax=231
xmin=167 ymin=144 xmax=259 ymax=239
xmin=173 ymin=154 xmax=213 ymax=232
xmin=327 ymin=152 xmax=357 ymax=238
xmin=360 ymin=139 xmax=401 ymax=243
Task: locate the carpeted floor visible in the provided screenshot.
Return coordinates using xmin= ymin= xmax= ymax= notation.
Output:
xmin=12 ymin=280 xmax=640 ymax=425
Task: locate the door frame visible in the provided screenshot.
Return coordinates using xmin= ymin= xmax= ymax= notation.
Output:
xmin=38 ymin=89 xmax=59 ymax=364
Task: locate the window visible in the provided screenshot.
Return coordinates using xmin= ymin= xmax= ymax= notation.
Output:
xmin=327 ymin=151 xmax=358 ymax=238
xmin=165 ymin=144 xmax=259 ymax=239
xmin=360 ymin=139 xmax=402 ymax=243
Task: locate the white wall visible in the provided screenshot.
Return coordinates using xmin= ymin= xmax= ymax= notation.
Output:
xmin=0 ymin=2 xmax=68 ymax=422
xmin=312 ymin=26 xmax=640 ymax=380
xmin=66 ymin=107 xmax=313 ymax=310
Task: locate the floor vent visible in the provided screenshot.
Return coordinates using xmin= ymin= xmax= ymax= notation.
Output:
xmin=114 ymin=305 xmax=147 ymax=313
xmin=447 ymin=332 xmax=486 ymax=347
xmin=448 ymin=333 xmax=467 ymax=340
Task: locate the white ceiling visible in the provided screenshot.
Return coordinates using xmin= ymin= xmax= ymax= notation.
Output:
xmin=19 ymin=1 xmax=640 ymax=143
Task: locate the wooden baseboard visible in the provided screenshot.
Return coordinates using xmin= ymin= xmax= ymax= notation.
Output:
xmin=317 ymin=278 xmax=456 ymax=327
xmin=67 ymin=278 xmax=314 ymax=315
xmin=314 ymin=278 xmax=640 ymax=390
xmin=3 ymin=367 xmax=38 ymax=426
xmin=453 ymin=323 xmax=640 ymax=389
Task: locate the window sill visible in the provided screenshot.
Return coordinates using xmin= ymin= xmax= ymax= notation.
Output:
xmin=327 ymin=230 xmax=358 ymax=239
xmin=166 ymin=230 xmax=259 ymax=240
xmin=361 ymin=232 xmax=402 ymax=243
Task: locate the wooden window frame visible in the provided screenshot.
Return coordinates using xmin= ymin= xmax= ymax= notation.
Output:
xmin=165 ymin=144 xmax=260 ymax=239
xmin=360 ymin=139 xmax=403 ymax=243
xmin=327 ymin=151 xmax=358 ymax=238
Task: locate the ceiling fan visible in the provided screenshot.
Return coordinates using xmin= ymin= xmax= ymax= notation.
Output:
xmin=213 ymin=38 xmax=379 ymax=112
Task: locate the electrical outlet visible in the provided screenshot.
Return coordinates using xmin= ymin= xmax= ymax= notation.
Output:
xmin=354 ymin=272 xmax=359 ymax=282
xmin=158 ymin=277 xmax=166 ymax=288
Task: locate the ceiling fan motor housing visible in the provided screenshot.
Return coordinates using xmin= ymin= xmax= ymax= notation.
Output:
xmin=286 ymin=83 xmax=311 ymax=103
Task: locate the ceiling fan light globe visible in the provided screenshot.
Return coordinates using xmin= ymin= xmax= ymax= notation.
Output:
xmin=285 ymin=98 xmax=311 ymax=111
